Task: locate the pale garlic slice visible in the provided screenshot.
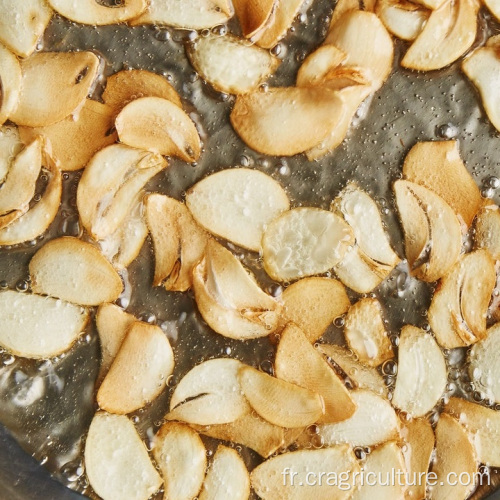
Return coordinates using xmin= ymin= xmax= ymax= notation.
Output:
xmin=276 ymin=323 xmax=357 ymax=423
xmin=375 ymin=0 xmax=429 ymax=41
xmin=0 ymin=290 xmax=88 ymax=359
xmin=97 ymin=322 xmax=174 ymax=414
xmin=343 ymin=298 xmax=394 ymax=367
xmin=84 ymin=412 xmax=162 ymax=500
xmin=153 ymin=422 xmax=206 ymax=500
xmin=279 ymin=277 xmax=350 ymax=343
xmin=394 ymin=180 xmax=462 ymax=282
xmin=402 ymin=140 xmax=482 ymax=227
xmin=199 ymin=445 xmax=250 ymax=500
xmin=230 ymin=86 xmax=345 ymax=156
xmin=430 ymin=413 xmax=477 ymax=500
xmin=192 ymin=240 xmax=280 ymax=339
xmin=131 ymin=0 xmax=233 ymax=30
xmin=392 ymin=325 xmax=447 ymax=417
xmin=0 ymin=0 xmax=52 ymax=58
xmin=446 ymin=397 xmax=500 ymax=466
xmin=251 ymin=446 xmax=360 ymax=500
xmin=428 ymin=249 xmax=496 ymax=348
xmin=238 ymin=365 xmax=324 ymax=428
xmin=185 ymin=167 xmax=289 ymax=252
xmin=77 ymin=144 xmax=167 ymax=240
xmin=115 ymin=96 xmax=201 ymax=162
xmin=262 ymin=207 xmax=354 ymax=282
xmin=483 ymin=0 xmax=500 ymax=22
xmin=473 ymin=202 xmax=500 ymax=260
xmin=0 ymin=44 xmax=22 ymax=126
xmin=167 ymin=358 xmax=250 ymax=425
xmin=11 ymin=51 xmax=100 ymax=127
xmin=401 ymin=0 xmax=479 ymax=71
xmin=48 ymin=0 xmax=146 ymax=25
xmin=0 ymin=126 xmax=24 ymax=183
xmin=29 ymin=237 xmax=123 ymax=306
xmin=145 ymin=194 xmax=207 ymax=292
xmin=187 ymin=34 xmax=279 ymax=95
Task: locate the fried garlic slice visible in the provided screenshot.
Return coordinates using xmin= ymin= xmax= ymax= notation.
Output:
xmin=394 ymin=180 xmax=462 ymax=282
xmin=19 ymin=99 xmax=117 ymax=172
xmin=11 ymin=51 xmax=100 ymax=127
xmin=262 ymin=207 xmax=354 ymax=282
xmin=187 ymin=34 xmax=279 ymax=95
xmin=192 ymin=240 xmax=280 ymax=339
xmin=392 ymin=325 xmax=447 ymax=417
xmin=251 ymin=446 xmax=360 ymax=500
xmin=102 ymin=69 xmax=182 ymax=117
xmin=48 ymin=0 xmax=146 ymax=25
xmin=153 ymin=422 xmax=206 ymax=500
xmin=446 ymin=397 xmax=500 ymax=466
xmin=167 ymin=358 xmax=250 ymax=425
xmin=77 ymin=144 xmax=167 ymax=240
xmin=430 ymin=413 xmax=477 ymax=500
xmin=401 ymin=0 xmax=479 ymax=71
xmin=0 ymin=44 xmax=22 ymax=126
xmin=0 ymin=290 xmax=88 ymax=359
xmin=115 ymin=96 xmax=201 ymax=162
xmin=145 ymin=194 xmax=207 ymax=292
xmin=0 ymin=126 xmax=23 ymax=182
xmin=239 ymin=365 xmax=324 ymax=428
xmin=279 ymin=277 xmax=350 ymax=343
xmin=318 ymin=344 xmax=388 ymax=397
xmin=232 ymin=0 xmax=276 ymax=38
xmin=483 ymin=0 xmax=500 ymax=21
xmin=185 ymin=167 xmax=289 ymax=252
xmin=199 ymin=445 xmax=250 ymax=500
xmin=230 ymin=86 xmax=344 ymax=156
xmin=0 ymin=0 xmax=52 ymax=58
xmin=85 ymin=412 xmax=162 ymax=500
xmin=401 ymin=417 xmax=435 ymax=500
xmin=131 ymin=0 xmax=233 ymax=29
xmin=296 ymin=44 xmax=348 ymax=87
xmin=30 ymin=237 xmax=123 ymax=306
xmin=402 ymin=141 xmax=482 ymax=227
xmin=474 ymin=203 xmax=500 ymax=260
xmin=428 ymin=250 xmax=495 ymax=348
xmin=375 ymin=0 xmax=429 ymax=41
xmin=343 ymin=298 xmax=393 ymax=367
xmin=97 ymin=322 xmax=174 ymax=414
xmin=353 ymin=442 xmax=407 ymax=500
xmin=276 ymin=324 xmax=356 ymax=423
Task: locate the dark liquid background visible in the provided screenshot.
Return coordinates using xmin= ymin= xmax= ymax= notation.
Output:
xmin=1 ymin=1 xmax=500 ymax=498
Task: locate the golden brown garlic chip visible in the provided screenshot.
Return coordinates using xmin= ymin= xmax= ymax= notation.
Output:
xmin=84 ymin=412 xmax=163 ymax=500
xmin=231 ymin=0 xmax=276 ymax=39
xmin=48 ymin=0 xmax=146 ymax=25
xmin=11 ymin=51 xmax=100 ymax=127
xmin=192 ymin=240 xmax=280 ymax=340
xmin=115 ymin=96 xmax=201 ymax=162
xmin=0 ymin=290 xmax=88 ymax=359
xmin=29 ymin=237 xmax=123 ymax=306
xmin=428 ymin=249 xmax=495 ymax=348
xmin=0 ymin=0 xmax=52 ymax=58
xmin=375 ymin=0 xmax=429 ymax=41
xmin=145 ymin=194 xmax=208 ymax=292
xmin=0 ymin=44 xmax=22 ymax=126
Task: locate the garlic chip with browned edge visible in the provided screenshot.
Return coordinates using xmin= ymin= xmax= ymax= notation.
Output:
xmin=84 ymin=412 xmax=162 ymax=500
xmin=0 ymin=44 xmax=22 ymax=126
xmin=251 ymin=446 xmax=360 ymax=500
xmin=276 ymin=323 xmax=356 ymax=423
xmin=375 ymin=0 xmax=429 ymax=41
xmin=48 ymin=0 xmax=146 ymax=25
xmin=343 ymin=298 xmax=393 ymax=367
xmin=192 ymin=240 xmax=280 ymax=339
xmin=428 ymin=249 xmax=496 ymax=348
xmin=11 ymin=51 xmax=100 ymax=128
xmin=0 ymin=290 xmax=88 ymax=359
xmin=115 ymin=96 xmax=201 ymax=162
xmin=29 ymin=237 xmax=123 ymax=306
xmin=296 ymin=44 xmax=348 ymax=87
xmin=474 ymin=203 xmax=500 ymax=259
xmin=77 ymin=144 xmax=167 ymax=240
xmin=186 ymin=168 xmax=289 ymax=252
xmin=153 ymin=422 xmax=206 ymax=500
xmin=131 ymin=0 xmax=233 ymax=30
xmin=279 ymin=277 xmax=350 ymax=343
xmin=0 ymin=0 xmax=52 ymax=58
xmin=392 ymin=325 xmax=447 ymax=417
xmin=167 ymin=358 xmax=249 ymax=425
xmin=262 ymin=207 xmax=354 ymax=282
xmin=231 ymin=0 xmax=276 ymax=39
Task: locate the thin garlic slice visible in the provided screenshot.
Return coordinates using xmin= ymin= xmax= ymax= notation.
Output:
xmin=474 ymin=203 xmax=500 ymax=259
xmin=0 ymin=44 xmax=22 ymax=126
xmin=375 ymin=0 xmax=429 ymax=41
xmin=231 ymin=0 xmax=276 ymax=38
